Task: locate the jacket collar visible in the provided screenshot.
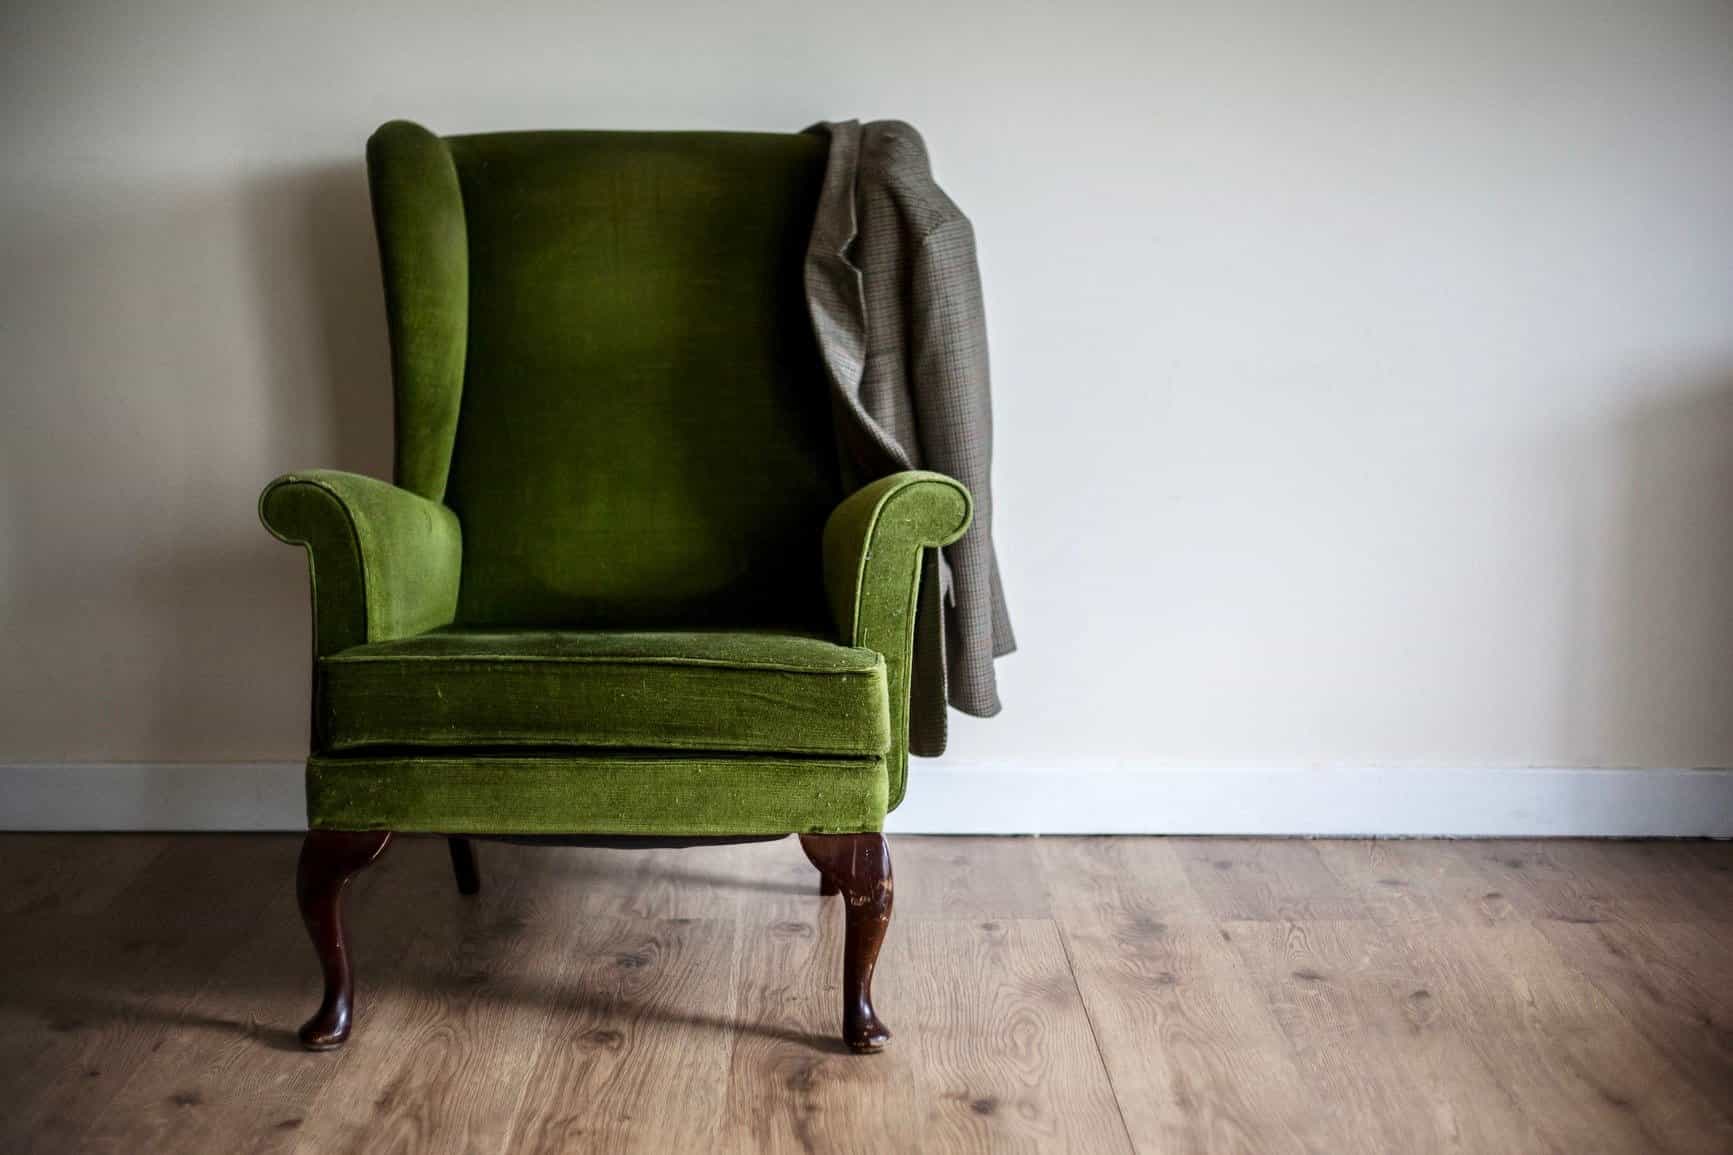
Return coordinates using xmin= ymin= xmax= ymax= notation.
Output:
xmin=803 ymin=120 xmax=867 ymax=399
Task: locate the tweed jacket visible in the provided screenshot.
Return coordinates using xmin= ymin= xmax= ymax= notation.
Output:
xmin=804 ymin=119 xmax=1015 ymax=757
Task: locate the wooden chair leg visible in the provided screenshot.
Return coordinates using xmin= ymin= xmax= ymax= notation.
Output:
xmin=799 ymin=835 xmax=841 ymax=895
xmin=798 ymin=833 xmax=893 ymax=1052
xmin=447 ymin=836 xmax=481 ymax=896
xmin=296 ymin=829 xmax=392 ymax=1051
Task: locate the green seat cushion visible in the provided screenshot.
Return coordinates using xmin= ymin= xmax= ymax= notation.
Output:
xmin=319 ymin=629 xmax=890 ymax=756
xmin=307 ymin=752 xmax=888 ymax=835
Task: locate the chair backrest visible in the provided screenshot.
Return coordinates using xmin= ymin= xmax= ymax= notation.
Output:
xmin=368 ymin=122 xmax=840 ymax=630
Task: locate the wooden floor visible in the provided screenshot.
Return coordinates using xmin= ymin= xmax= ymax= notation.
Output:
xmin=1 ymin=835 xmax=1730 ymax=1153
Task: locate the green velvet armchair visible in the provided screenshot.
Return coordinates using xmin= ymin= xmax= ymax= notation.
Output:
xmin=261 ymin=122 xmax=971 ymax=1054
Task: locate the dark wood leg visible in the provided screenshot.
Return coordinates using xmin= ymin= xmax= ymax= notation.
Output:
xmin=447 ymin=836 xmax=481 ymax=896
xmin=799 ymin=836 xmax=841 ymax=895
xmin=798 ymin=833 xmax=893 ymax=1052
xmin=296 ymin=830 xmax=392 ymax=1051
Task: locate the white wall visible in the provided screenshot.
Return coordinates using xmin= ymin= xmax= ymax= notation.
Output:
xmin=4 ymin=1 xmax=1733 ymax=819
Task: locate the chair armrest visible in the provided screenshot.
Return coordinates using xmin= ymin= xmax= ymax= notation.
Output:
xmin=823 ymin=471 xmax=973 ymax=802
xmin=260 ymin=470 xmax=462 ymax=658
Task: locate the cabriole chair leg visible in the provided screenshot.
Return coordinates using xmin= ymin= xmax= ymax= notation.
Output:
xmin=799 ymin=835 xmax=841 ymax=895
xmin=296 ymin=829 xmax=392 ymax=1051
xmin=798 ymin=833 xmax=894 ymax=1052
xmin=447 ymin=836 xmax=481 ymax=896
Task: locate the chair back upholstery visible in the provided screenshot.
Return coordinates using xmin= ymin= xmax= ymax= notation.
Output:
xmin=368 ymin=122 xmax=839 ymax=629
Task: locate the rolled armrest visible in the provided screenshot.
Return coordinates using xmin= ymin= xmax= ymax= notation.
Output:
xmin=822 ymin=471 xmax=972 ymax=804
xmin=260 ymin=470 xmax=462 ymax=658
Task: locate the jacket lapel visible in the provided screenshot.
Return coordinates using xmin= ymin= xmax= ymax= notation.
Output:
xmin=804 ymin=120 xmax=866 ymax=393
xmin=804 ymin=121 xmax=913 ymax=480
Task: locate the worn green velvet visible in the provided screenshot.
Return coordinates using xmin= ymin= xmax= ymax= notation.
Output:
xmin=320 ymin=629 xmax=889 ymax=756
xmin=307 ymin=752 xmax=887 ymax=835
xmin=822 ymin=472 xmax=973 ymax=806
xmin=260 ymin=470 xmax=462 ymax=659
xmin=263 ymin=123 xmax=972 ymax=837
xmin=368 ymin=122 xmax=469 ymax=501
xmin=442 ymin=130 xmax=838 ymax=629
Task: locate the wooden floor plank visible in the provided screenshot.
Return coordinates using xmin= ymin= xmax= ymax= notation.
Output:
xmin=0 ymin=835 xmax=1729 ymax=1153
xmin=1311 ymin=841 xmax=1577 ymax=1152
xmin=535 ymin=840 xmax=810 ymax=921
xmin=1224 ymin=917 xmax=1542 ymax=1154
xmin=722 ymin=897 xmax=926 ymax=1154
xmin=892 ymin=835 xmax=1053 ymax=919
xmin=1404 ymin=919 xmax=1732 ymax=1154
xmin=1311 ymin=838 xmax=1524 ymax=929
xmin=76 ymin=836 xmax=494 ymax=1155
xmin=0 ymin=833 xmax=173 ymax=919
xmin=1538 ymin=839 xmax=1733 ymax=926
xmin=1443 ymin=839 xmax=1718 ymax=927
xmin=284 ymin=843 xmax=606 ymax=1155
xmin=1173 ymin=838 xmax=1369 ymax=923
xmin=1038 ymin=838 xmax=1325 ymax=1155
xmin=1322 ymin=839 xmax=1733 ymax=1153
xmin=500 ymin=915 xmax=740 ymax=1154
xmin=902 ymin=918 xmax=1131 ymax=1153
xmin=1534 ymin=917 xmax=1733 ymax=1124
xmin=0 ymin=835 xmax=300 ymax=1153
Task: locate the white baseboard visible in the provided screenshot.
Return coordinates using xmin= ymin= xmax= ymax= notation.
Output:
xmin=892 ymin=762 xmax=1733 ymax=836
xmin=0 ymin=763 xmax=307 ymax=832
xmin=2 ymin=761 xmax=1730 ymax=836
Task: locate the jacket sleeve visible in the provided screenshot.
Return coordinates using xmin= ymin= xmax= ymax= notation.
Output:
xmin=909 ymin=214 xmax=1015 ymax=722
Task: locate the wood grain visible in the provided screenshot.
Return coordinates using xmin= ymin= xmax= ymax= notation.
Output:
xmin=1321 ymin=839 xmax=1733 ymax=1153
xmin=1 ymin=835 xmax=1729 ymax=1154
xmin=1311 ymin=838 xmax=1523 ymax=929
xmin=1038 ymin=838 xmax=1323 ymax=1154
xmin=0 ymin=833 xmax=172 ymax=918
xmin=1415 ymin=920 xmax=1731 ymax=1153
xmin=1533 ymin=917 xmax=1733 ymax=1123
xmin=722 ymin=901 xmax=924 ymax=1153
xmin=0 ymin=836 xmax=297 ymax=1153
xmin=74 ymin=837 xmax=483 ymax=1155
xmin=1225 ymin=916 xmax=1549 ymax=1154
xmin=1172 ymin=838 xmax=1367 ymax=923
xmin=892 ymin=834 xmax=1053 ymax=919
xmin=901 ymin=918 xmax=1132 ymax=1153
xmin=284 ymin=844 xmax=582 ymax=1154
xmin=501 ymin=916 xmax=739 ymax=1154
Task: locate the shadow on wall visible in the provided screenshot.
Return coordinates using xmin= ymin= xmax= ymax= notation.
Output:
xmin=249 ymin=162 xmax=395 ymax=483
xmin=0 ymin=160 xmax=395 ymax=761
xmin=1596 ymin=372 xmax=1733 ymax=767
xmin=164 ymin=161 xmax=397 ymax=757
